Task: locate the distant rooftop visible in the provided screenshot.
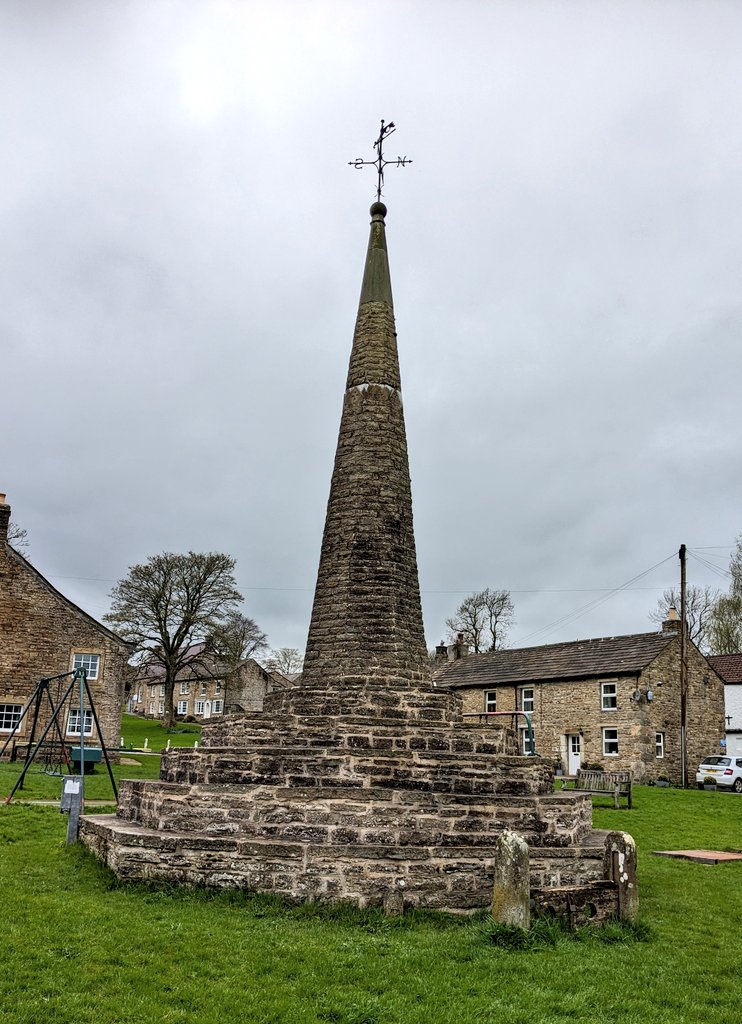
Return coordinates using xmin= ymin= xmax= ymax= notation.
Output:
xmin=707 ymin=653 xmax=742 ymax=685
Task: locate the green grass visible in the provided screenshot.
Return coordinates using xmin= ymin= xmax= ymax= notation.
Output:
xmin=119 ymin=712 xmax=201 ymax=752
xmin=0 ymin=714 xmax=199 ymax=802
xmin=0 ymin=750 xmax=162 ymax=802
xmin=0 ymin=787 xmax=741 ymax=1023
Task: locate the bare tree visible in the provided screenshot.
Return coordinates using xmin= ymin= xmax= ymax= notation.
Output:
xmin=7 ymin=522 xmax=29 ymax=554
xmin=266 ymin=648 xmax=304 ymax=675
xmin=446 ymin=588 xmax=515 ymax=653
xmin=105 ymin=552 xmax=243 ymax=728
xmin=212 ymin=611 xmax=268 ymax=668
xmin=649 ymin=586 xmax=720 ymax=651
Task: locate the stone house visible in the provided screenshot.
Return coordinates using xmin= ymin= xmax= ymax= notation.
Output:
xmin=435 ymin=619 xmax=725 ymax=784
xmin=707 ymin=654 xmax=742 ymax=757
xmin=0 ymin=495 xmax=131 ymax=753
xmin=130 ymin=648 xmax=292 ymax=721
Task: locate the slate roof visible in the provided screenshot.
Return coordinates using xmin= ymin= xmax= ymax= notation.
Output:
xmin=436 ymin=631 xmax=677 ymax=688
xmin=707 ymin=654 xmax=742 ymax=685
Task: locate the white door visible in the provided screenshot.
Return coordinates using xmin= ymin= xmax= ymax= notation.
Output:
xmin=567 ymin=734 xmax=581 ymax=775
xmin=203 ymin=700 xmax=212 ymax=720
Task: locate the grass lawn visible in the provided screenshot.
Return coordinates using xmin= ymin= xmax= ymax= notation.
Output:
xmin=119 ymin=712 xmax=202 ymax=752
xmin=0 ymin=714 xmax=199 ymax=802
xmin=1 ymin=786 xmax=741 ymax=1023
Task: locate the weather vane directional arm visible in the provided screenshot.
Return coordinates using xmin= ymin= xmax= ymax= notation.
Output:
xmin=348 ymin=119 xmax=412 ymax=202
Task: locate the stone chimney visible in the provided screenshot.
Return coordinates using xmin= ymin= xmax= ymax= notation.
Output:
xmin=662 ymin=605 xmax=681 ymax=634
xmin=448 ymin=632 xmax=470 ymax=661
xmin=0 ymin=493 xmax=9 ymax=545
xmin=434 ymin=641 xmax=448 ymax=662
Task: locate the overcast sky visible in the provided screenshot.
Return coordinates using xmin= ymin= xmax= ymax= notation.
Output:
xmin=3 ymin=0 xmax=741 ymax=656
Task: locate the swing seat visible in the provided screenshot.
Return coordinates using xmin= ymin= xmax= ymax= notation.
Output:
xmin=69 ymin=747 xmax=102 ymax=772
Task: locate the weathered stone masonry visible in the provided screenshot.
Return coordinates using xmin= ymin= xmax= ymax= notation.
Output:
xmin=302 ymin=203 xmax=428 ymax=688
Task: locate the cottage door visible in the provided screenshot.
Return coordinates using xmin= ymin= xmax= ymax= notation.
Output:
xmin=203 ymin=700 xmax=212 ymax=720
xmin=567 ymin=734 xmax=581 ymax=775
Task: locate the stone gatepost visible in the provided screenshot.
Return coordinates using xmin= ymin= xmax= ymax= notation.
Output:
xmin=603 ymin=831 xmax=638 ymax=921
xmin=492 ymin=831 xmax=530 ymax=929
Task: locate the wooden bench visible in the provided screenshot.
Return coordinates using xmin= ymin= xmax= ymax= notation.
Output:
xmin=569 ymin=768 xmax=633 ymax=809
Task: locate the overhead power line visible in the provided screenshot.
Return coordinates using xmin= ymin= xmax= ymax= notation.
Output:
xmin=515 ymin=551 xmax=679 ymax=646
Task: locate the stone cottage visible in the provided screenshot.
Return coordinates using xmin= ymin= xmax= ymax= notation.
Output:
xmin=130 ymin=647 xmax=292 ymax=720
xmin=0 ymin=495 xmax=131 ymax=754
xmin=435 ymin=617 xmax=726 ymax=785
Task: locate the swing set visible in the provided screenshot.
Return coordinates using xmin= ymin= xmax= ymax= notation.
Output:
xmin=0 ymin=666 xmax=118 ymax=806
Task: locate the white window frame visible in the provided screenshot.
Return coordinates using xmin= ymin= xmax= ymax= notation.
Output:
xmin=195 ymin=700 xmax=205 ymax=715
xmin=520 ymin=687 xmax=534 ymax=713
xmin=177 ymin=700 xmax=188 ymax=716
xmin=67 ymin=708 xmax=94 ymax=737
xmin=601 ymin=682 xmax=618 ymax=711
xmin=200 ymin=681 xmax=207 ymax=696
xmin=602 ymin=727 xmax=619 ymax=757
xmin=179 ymin=681 xmax=190 ymax=695
xmin=159 ymin=685 xmax=165 ymax=697
xmin=158 ymin=702 xmax=164 ymax=716
xmin=72 ymin=653 xmax=100 ymax=680
xmin=213 ymin=699 xmax=223 ymax=714
xmin=214 ymin=681 xmax=222 ymax=695
xmin=484 ymin=690 xmax=497 ymax=713
xmin=0 ymin=703 xmax=23 ymax=732
xmin=149 ymin=702 xmax=155 ymax=715
xmin=655 ymin=732 xmax=665 ymax=759
xmin=520 ymin=728 xmax=534 ymax=755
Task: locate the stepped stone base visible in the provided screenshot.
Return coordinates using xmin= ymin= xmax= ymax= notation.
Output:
xmin=80 ymin=683 xmax=635 ymax=917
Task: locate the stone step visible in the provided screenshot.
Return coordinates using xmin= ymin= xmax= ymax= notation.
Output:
xmin=116 ymin=779 xmax=593 ymax=849
xmin=201 ymin=717 xmax=514 ymax=753
xmin=79 ymin=813 xmax=604 ymax=913
xmin=158 ymin=746 xmax=552 ymax=796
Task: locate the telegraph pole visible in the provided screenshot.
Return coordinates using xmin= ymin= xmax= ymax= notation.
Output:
xmin=679 ymin=543 xmax=688 ymax=788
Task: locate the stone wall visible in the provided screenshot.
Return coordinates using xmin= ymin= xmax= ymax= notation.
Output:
xmin=0 ymin=505 xmax=129 ymax=752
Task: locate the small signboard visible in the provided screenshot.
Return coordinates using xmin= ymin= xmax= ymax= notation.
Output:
xmin=60 ymin=776 xmax=84 ymax=842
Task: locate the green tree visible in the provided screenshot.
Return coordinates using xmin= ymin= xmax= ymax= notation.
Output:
xmin=707 ymin=535 xmax=742 ymax=655
xmin=106 ymin=552 xmax=244 ymax=727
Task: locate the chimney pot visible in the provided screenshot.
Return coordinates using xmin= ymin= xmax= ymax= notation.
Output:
xmin=0 ymin=495 xmax=9 ymax=544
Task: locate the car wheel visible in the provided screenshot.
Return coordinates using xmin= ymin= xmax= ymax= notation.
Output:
xmin=733 ymin=778 xmax=742 ymax=794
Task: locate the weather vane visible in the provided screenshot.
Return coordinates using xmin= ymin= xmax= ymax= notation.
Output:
xmin=348 ymin=120 xmax=412 ymax=202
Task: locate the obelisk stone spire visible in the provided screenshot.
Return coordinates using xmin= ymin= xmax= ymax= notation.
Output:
xmin=302 ymin=202 xmax=429 ymax=688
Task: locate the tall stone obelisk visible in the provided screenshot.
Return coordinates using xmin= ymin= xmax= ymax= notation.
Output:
xmin=302 ymin=202 xmax=429 ymax=688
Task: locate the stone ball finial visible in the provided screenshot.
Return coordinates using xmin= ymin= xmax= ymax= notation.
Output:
xmin=370 ymin=201 xmax=387 ymax=218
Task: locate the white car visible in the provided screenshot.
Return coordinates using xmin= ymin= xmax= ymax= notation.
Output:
xmin=696 ymin=755 xmax=742 ymax=793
